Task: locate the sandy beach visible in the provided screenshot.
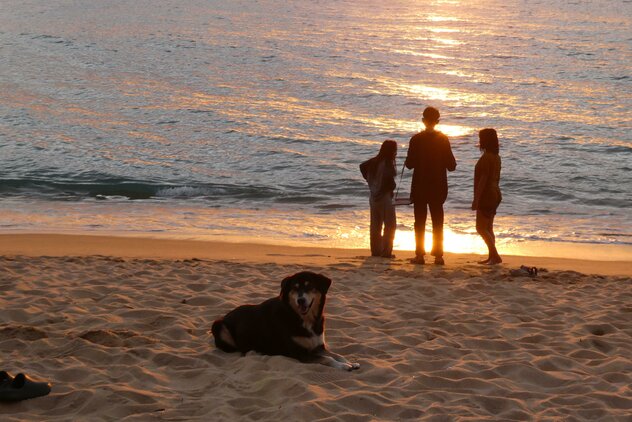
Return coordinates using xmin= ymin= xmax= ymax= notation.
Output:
xmin=0 ymin=234 xmax=630 ymax=420
xmin=3 ymin=0 xmax=631 ymax=420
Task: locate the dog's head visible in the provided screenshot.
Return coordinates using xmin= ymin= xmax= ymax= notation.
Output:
xmin=280 ymin=271 xmax=331 ymax=322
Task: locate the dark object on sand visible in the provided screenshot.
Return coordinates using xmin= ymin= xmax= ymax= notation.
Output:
xmin=0 ymin=371 xmax=51 ymax=402
xmin=509 ymin=265 xmax=538 ymax=277
xmin=212 ymin=271 xmax=360 ymax=371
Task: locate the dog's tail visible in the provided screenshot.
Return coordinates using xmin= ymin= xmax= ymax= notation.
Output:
xmin=211 ymin=319 xmax=237 ymax=353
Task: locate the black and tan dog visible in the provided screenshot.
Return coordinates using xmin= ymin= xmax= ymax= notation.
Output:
xmin=211 ymin=271 xmax=360 ymax=371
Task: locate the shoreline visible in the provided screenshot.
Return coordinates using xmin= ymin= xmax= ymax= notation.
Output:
xmin=1 ymin=233 xmax=630 ymax=276
xmin=3 ymin=199 xmax=631 ymax=263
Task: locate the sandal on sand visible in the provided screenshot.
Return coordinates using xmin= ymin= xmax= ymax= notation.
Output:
xmin=0 ymin=371 xmax=51 ymax=402
xmin=409 ymin=256 xmax=425 ymax=265
xmin=509 ymin=265 xmax=538 ymax=277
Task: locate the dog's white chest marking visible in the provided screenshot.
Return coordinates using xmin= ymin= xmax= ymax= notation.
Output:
xmin=292 ymin=327 xmax=324 ymax=351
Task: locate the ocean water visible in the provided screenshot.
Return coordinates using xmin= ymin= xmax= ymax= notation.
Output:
xmin=1 ymin=0 xmax=631 ymax=257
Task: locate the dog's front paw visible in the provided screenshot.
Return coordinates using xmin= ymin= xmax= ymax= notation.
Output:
xmin=350 ymin=362 xmax=360 ymax=370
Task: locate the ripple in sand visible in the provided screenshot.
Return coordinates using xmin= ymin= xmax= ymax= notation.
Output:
xmin=79 ymin=329 xmax=154 ymax=348
xmin=151 ymin=352 xmax=200 ymax=369
xmin=182 ymin=296 xmax=222 ymax=306
xmin=0 ymin=325 xmax=48 ymax=341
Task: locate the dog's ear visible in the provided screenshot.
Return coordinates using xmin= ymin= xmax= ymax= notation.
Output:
xmin=316 ymin=274 xmax=332 ymax=294
xmin=280 ymin=274 xmax=297 ymax=301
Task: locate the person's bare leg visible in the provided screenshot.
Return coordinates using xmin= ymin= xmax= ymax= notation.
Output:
xmin=476 ymin=211 xmax=490 ymax=263
xmin=486 ymin=214 xmax=502 ymax=264
xmin=476 ymin=211 xmax=497 ymax=264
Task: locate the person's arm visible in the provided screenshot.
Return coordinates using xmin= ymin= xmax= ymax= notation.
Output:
xmin=472 ymin=156 xmax=489 ymax=210
xmin=445 ymin=137 xmax=456 ymax=172
xmin=472 ymin=174 xmax=488 ymax=210
xmin=359 ymin=159 xmax=370 ymax=181
xmin=405 ymin=139 xmax=416 ymax=170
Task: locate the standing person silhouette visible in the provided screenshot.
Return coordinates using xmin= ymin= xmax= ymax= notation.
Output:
xmin=472 ymin=128 xmax=502 ymax=264
xmin=405 ymin=107 xmax=456 ymax=265
xmin=360 ymin=140 xmax=398 ymax=258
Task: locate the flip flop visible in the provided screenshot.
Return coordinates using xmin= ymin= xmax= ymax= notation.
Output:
xmin=509 ymin=265 xmax=538 ymax=277
xmin=0 ymin=371 xmax=51 ymax=402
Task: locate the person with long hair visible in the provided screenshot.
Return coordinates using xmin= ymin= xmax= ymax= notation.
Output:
xmin=360 ymin=140 xmax=398 ymax=258
xmin=472 ymin=128 xmax=502 ymax=264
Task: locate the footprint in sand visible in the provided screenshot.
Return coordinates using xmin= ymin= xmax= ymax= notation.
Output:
xmin=79 ymin=329 xmax=145 ymax=348
xmin=584 ymin=323 xmax=616 ymax=336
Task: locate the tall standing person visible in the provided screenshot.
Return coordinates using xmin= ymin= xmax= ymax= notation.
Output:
xmin=405 ymin=107 xmax=456 ymax=265
xmin=472 ymin=128 xmax=502 ymax=264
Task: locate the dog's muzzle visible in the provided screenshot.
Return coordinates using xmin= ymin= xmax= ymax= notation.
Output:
xmin=297 ymin=297 xmax=313 ymax=314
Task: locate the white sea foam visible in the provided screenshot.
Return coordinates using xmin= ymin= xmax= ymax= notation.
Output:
xmin=155 ymin=186 xmax=211 ymax=198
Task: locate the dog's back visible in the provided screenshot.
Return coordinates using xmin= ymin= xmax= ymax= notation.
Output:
xmin=212 ymin=297 xmax=303 ymax=357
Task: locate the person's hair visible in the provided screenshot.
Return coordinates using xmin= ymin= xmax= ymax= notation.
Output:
xmin=377 ymin=139 xmax=397 ymax=161
xmin=479 ymin=128 xmax=499 ymax=154
xmin=422 ymin=107 xmax=440 ymax=122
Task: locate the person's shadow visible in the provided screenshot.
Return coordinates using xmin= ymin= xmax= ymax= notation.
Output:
xmin=358 ymin=255 xmax=416 ymax=273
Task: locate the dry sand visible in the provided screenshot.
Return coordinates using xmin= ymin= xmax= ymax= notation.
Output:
xmin=0 ymin=234 xmax=631 ymax=421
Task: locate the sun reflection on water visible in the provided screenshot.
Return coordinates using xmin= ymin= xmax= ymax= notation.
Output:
xmin=434 ymin=37 xmax=462 ymax=46
xmin=359 ymin=116 xmax=472 ymax=138
xmin=426 ymin=14 xmax=461 ymax=22
xmin=393 ymin=49 xmax=451 ymax=60
xmin=376 ymin=78 xmax=512 ymax=108
xmin=393 ymin=227 xmax=487 ymax=255
xmin=428 ymin=27 xmax=461 ymax=33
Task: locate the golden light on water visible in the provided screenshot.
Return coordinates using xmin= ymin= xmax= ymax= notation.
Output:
xmin=393 ymin=49 xmax=450 ymax=60
xmin=361 ymin=116 xmax=473 ymax=139
xmin=162 ymin=84 xmax=478 ymax=143
xmin=376 ymin=78 xmax=514 ymax=109
xmin=441 ymin=69 xmax=476 ymax=79
xmin=434 ymin=124 xmax=473 ymax=138
xmin=428 ymin=27 xmax=461 ymax=33
xmin=434 ymin=37 xmax=462 ymax=46
xmin=393 ymin=83 xmax=455 ymax=101
xmin=426 ymin=14 xmax=461 ymax=22
xmin=393 ymin=227 xmax=488 ymax=255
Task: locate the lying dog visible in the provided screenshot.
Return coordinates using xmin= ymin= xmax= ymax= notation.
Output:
xmin=212 ymin=271 xmax=359 ymax=371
